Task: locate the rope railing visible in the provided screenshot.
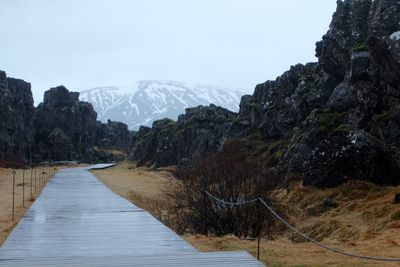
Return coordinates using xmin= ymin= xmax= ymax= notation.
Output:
xmin=205 ymin=190 xmax=400 ymax=262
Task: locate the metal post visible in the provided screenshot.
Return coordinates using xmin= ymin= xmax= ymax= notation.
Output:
xmin=34 ymin=169 xmax=37 ymax=193
xmin=12 ymin=170 xmax=16 ymax=221
xmin=39 ymin=166 xmax=42 ymax=188
xmin=30 ymin=168 xmax=33 ymax=199
xmin=257 ymin=234 xmax=260 ymax=260
xmin=22 ymin=169 xmax=25 ymax=208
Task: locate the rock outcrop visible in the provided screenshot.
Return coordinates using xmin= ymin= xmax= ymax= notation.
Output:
xmin=33 ymin=86 xmax=100 ymax=162
xmin=33 ymin=86 xmax=133 ymax=162
xmin=95 ymin=120 xmax=133 ymax=153
xmin=239 ymin=0 xmax=400 ymax=187
xmin=0 ymin=71 xmax=35 ymax=164
xmin=0 ymin=78 xmax=132 ymax=165
xmin=129 ymin=0 xmax=400 ymax=187
xmin=129 ymin=104 xmax=236 ymax=166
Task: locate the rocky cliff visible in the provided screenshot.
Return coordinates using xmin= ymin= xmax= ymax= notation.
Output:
xmin=239 ymin=0 xmax=400 ymax=187
xmin=0 ymin=71 xmax=34 ymax=164
xmin=33 ymin=86 xmax=99 ymax=162
xmin=0 ymin=78 xmax=132 ymax=165
xmin=95 ymin=119 xmax=134 ymax=153
xmin=129 ymin=0 xmax=400 ymax=187
xmin=129 ymin=104 xmax=236 ymax=166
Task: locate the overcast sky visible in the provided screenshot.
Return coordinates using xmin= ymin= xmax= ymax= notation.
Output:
xmin=0 ymin=0 xmax=337 ymax=103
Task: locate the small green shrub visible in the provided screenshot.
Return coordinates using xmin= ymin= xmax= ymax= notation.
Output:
xmin=316 ymin=110 xmax=348 ymax=133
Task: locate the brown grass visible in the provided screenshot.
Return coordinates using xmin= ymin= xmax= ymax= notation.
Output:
xmin=92 ymin=162 xmax=400 ymax=267
xmin=183 ymin=234 xmax=400 ymax=267
xmin=92 ymin=161 xmax=179 ymax=212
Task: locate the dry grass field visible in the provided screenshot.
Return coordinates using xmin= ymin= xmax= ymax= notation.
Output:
xmin=93 ymin=161 xmax=400 ymax=267
xmin=93 ymin=161 xmax=178 ymax=212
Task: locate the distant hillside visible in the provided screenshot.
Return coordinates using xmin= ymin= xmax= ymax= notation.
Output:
xmin=79 ymin=80 xmax=243 ymax=130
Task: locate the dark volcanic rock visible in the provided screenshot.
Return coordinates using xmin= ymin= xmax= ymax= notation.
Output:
xmin=95 ymin=120 xmax=133 ymax=153
xmin=32 ymin=86 xmax=132 ymax=163
xmin=0 ymin=71 xmax=35 ymax=164
xmin=235 ymin=0 xmax=400 ymax=187
xmin=368 ymin=0 xmax=400 ymax=84
xmin=315 ymin=0 xmax=372 ymax=79
xmin=327 ymin=82 xmax=357 ymax=111
xmin=129 ymin=104 xmax=236 ymax=167
xmin=33 ymin=86 xmax=99 ymax=162
xmin=0 ymin=74 xmax=137 ymax=165
xmin=303 ymin=129 xmax=399 ymax=187
xmin=239 ymin=63 xmax=339 ymax=140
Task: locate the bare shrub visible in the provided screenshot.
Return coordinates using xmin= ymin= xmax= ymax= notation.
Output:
xmin=170 ymin=142 xmax=285 ymax=238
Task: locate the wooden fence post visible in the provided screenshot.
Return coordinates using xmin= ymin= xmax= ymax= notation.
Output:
xmin=12 ymin=170 xmax=16 ymax=221
xmin=34 ymin=168 xmax=37 ymax=193
xmin=30 ymin=168 xmax=33 ymax=199
xmin=22 ymin=169 xmax=25 ymax=208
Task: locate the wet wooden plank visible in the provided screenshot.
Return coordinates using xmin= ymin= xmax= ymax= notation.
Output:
xmin=0 ymin=164 xmax=264 ymax=266
xmin=0 ymin=251 xmax=264 ymax=266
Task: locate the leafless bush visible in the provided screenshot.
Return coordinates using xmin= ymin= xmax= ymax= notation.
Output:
xmin=170 ymin=142 xmax=285 ymax=238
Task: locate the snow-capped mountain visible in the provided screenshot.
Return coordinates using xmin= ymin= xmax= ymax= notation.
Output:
xmin=79 ymin=80 xmax=244 ymax=130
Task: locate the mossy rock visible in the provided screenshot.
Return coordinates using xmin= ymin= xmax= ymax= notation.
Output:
xmin=160 ymin=126 xmax=176 ymax=135
xmin=372 ymin=113 xmax=390 ymax=123
xmin=352 ymin=42 xmax=368 ymax=52
xmin=143 ymin=131 xmax=153 ymax=139
xmin=232 ymin=116 xmax=242 ymax=125
xmin=273 ymin=148 xmax=285 ymax=161
xmin=297 ymin=74 xmax=320 ymax=87
xmin=316 ymin=110 xmax=349 ymax=134
xmin=333 ymin=124 xmax=350 ymax=133
xmin=311 ymin=75 xmax=321 ymax=86
xmin=249 ymin=102 xmax=262 ymax=110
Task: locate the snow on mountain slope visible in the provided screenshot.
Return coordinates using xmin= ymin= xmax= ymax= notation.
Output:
xmin=79 ymin=80 xmax=244 ymax=130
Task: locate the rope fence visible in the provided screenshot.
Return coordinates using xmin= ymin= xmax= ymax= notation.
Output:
xmin=205 ymin=190 xmax=400 ymax=262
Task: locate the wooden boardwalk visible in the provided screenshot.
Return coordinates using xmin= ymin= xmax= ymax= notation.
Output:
xmin=0 ymin=164 xmax=264 ymax=266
